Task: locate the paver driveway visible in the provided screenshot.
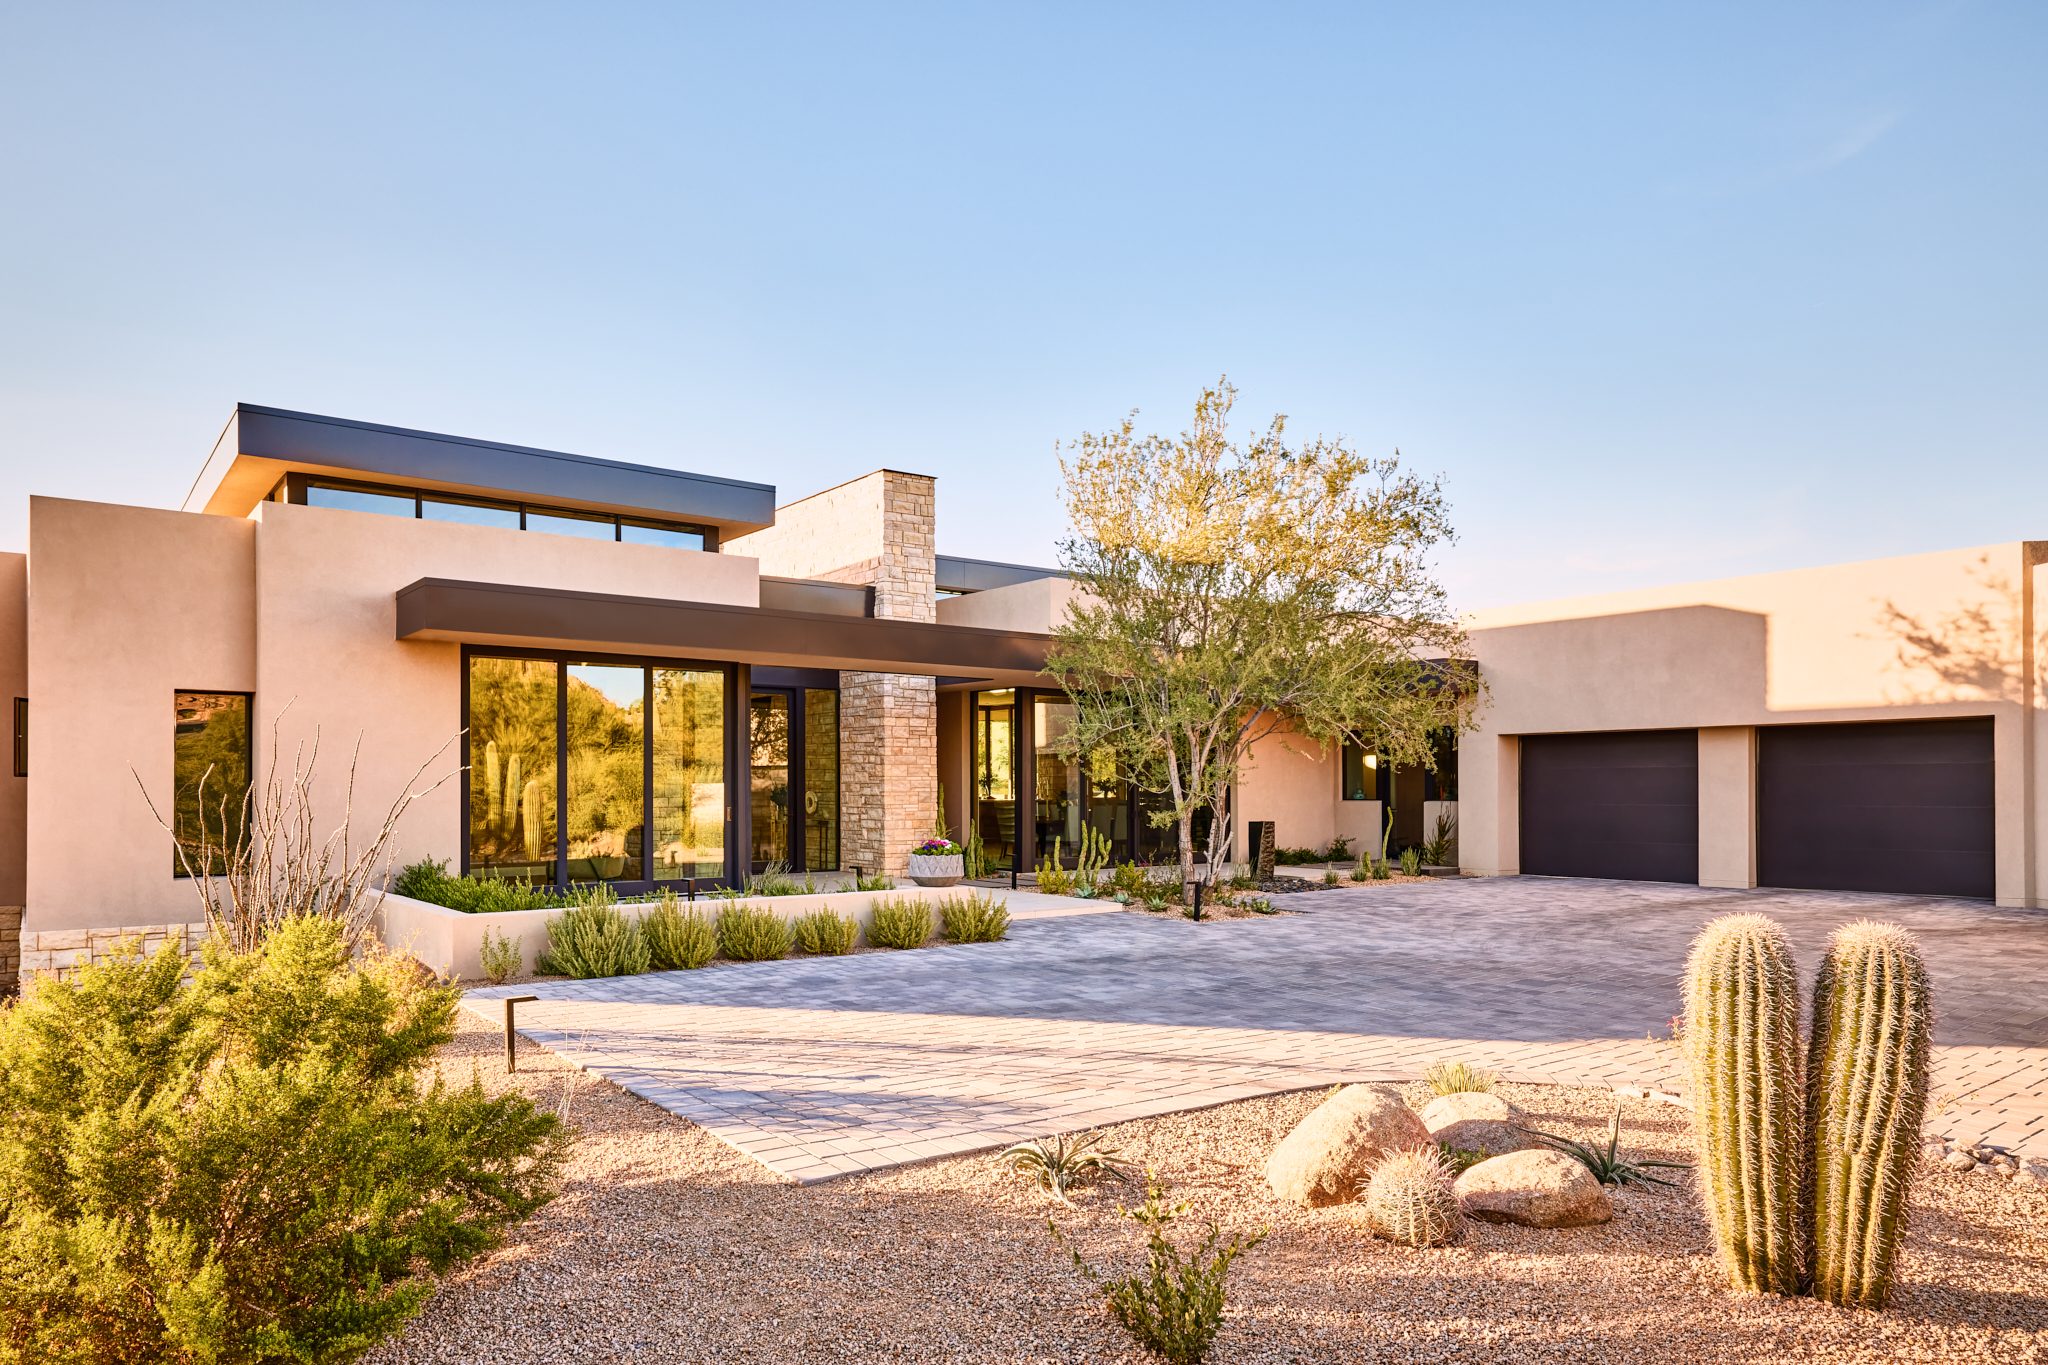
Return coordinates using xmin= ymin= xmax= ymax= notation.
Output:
xmin=467 ymin=878 xmax=2048 ymax=1182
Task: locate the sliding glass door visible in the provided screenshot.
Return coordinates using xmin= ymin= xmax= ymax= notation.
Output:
xmin=467 ymin=651 xmax=730 ymax=888
xmin=747 ymin=686 xmax=840 ymax=874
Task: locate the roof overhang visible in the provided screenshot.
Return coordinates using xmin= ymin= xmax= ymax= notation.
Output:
xmin=395 ymin=578 xmax=1051 ymax=686
xmin=185 ymin=405 xmax=778 ymax=536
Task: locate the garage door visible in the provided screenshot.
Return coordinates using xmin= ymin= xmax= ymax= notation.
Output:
xmin=1520 ymin=730 xmax=1699 ymax=883
xmin=1758 ymin=719 xmax=1994 ymax=898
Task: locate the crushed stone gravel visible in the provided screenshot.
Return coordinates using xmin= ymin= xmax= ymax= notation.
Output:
xmin=364 ymin=1011 xmax=2048 ymax=1364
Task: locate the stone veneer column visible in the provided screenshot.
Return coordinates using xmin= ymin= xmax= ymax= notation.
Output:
xmin=838 ymin=472 xmax=937 ymax=877
xmin=0 ymin=905 xmax=20 ymax=995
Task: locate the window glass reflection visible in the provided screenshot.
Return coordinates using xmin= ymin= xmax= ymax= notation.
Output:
xmin=306 ymin=483 xmax=415 ymax=518
xmin=565 ymin=664 xmax=645 ymax=881
xmin=526 ymin=510 xmax=618 ymax=540
xmin=467 ymin=658 xmax=557 ymax=881
xmin=423 ymin=497 xmax=521 ymax=530
xmin=653 ymin=668 xmax=725 ymax=880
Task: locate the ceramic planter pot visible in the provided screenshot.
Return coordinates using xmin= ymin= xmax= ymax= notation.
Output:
xmin=907 ymin=853 xmax=964 ymax=887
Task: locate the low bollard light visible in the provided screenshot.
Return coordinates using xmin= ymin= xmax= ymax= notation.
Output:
xmin=503 ymin=994 xmax=538 ymax=1072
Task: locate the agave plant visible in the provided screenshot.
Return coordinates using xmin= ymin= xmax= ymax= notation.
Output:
xmin=1519 ymin=1099 xmax=1691 ymax=1190
xmin=1004 ymin=1130 xmax=1131 ymax=1205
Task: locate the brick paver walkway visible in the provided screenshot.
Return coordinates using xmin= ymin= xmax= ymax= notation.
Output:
xmin=466 ymin=878 xmax=2048 ymax=1182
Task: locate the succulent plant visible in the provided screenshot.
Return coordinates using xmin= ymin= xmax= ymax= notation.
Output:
xmin=1362 ymin=1146 xmax=1460 ymax=1248
xmin=1807 ymin=920 xmax=1932 ymax=1310
xmin=1682 ymin=913 xmax=1807 ymax=1296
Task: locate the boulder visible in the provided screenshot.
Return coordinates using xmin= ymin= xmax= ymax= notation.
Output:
xmin=1420 ymin=1092 xmax=1530 ymax=1158
xmin=1266 ymin=1085 xmax=1431 ymax=1207
xmin=1454 ymin=1150 xmax=1612 ymax=1228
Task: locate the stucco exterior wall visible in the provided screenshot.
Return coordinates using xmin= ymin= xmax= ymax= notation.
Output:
xmin=250 ymin=500 xmax=758 ymax=896
xmin=1461 ymin=541 xmax=2044 ymax=905
xmin=0 ymin=552 xmax=25 ymax=909
xmin=26 ymin=498 xmax=259 ymax=934
xmin=934 ymin=576 xmax=1080 ymax=633
xmin=1235 ymin=725 xmax=1343 ymax=853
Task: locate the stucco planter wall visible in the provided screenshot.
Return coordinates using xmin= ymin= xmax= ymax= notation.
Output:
xmin=907 ymin=853 xmax=964 ymax=887
xmin=376 ymin=885 xmax=968 ymax=982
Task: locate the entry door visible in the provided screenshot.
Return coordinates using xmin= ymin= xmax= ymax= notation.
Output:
xmin=1757 ymin=719 xmax=1993 ymax=898
xmin=1519 ymin=730 xmax=1699 ymax=883
xmin=749 ymin=691 xmax=793 ymax=871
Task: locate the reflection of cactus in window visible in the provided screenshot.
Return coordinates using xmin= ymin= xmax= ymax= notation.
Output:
xmin=485 ymin=741 xmax=501 ymax=833
xmin=502 ymin=753 xmax=523 ymax=839
xmin=523 ymin=779 xmax=544 ymax=862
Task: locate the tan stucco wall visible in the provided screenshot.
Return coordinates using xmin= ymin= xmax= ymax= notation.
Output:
xmin=934 ymin=576 xmax=1080 ymax=633
xmin=1460 ymin=541 xmax=2044 ymax=904
xmin=0 ymin=552 xmax=25 ymax=908
xmin=26 ymin=498 xmax=259 ymax=932
xmin=251 ymin=500 xmax=758 ymax=895
xmin=1235 ymin=726 xmax=1342 ymax=853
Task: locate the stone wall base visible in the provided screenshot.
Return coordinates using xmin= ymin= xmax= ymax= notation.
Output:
xmin=17 ymin=921 xmax=207 ymax=988
xmin=0 ymin=906 xmax=19 ymax=996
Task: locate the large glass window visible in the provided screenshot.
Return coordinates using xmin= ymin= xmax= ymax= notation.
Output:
xmin=1033 ymin=696 xmax=1083 ymax=863
xmin=565 ymin=664 xmax=645 ymax=882
xmin=1085 ymin=749 xmax=1130 ymax=851
xmin=467 ymin=659 xmax=558 ymax=881
xmin=653 ymin=668 xmax=726 ymax=880
xmin=1341 ymin=740 xmax=1383 ymax=802
xmin=622 ymin=519 xmax=707 ymax=551
xmin=973 ymin=689 xmax=1018 ymax=868
xmin=749 ymin=692 xmax=791 ymax=867
xmin=803 ymin=689 xmax=839 ymax=870
xmin=305 ymin=482 xmax=415 ymax=518
xmin=422 ymin=496 xmax=521 ymax=530
xmin=527 ymin=509 xmax=619 ymax=541
xmin=172 ymin=692 xmax=251 ymax=876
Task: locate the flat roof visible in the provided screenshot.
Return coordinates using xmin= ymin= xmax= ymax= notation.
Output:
xmin=935 ymin=553 xmax=1064 ymax=594
xmin=183 ymin=404 xmax=779 ymax=535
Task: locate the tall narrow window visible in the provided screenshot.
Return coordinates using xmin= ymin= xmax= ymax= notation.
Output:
xmin=565 ymin=664 xmax=645 ymax=882
xmin=1341 ymin=740 xmax=1383 ymax=802
xmin=172 ymin=692 xmax=251 ymax=876
xmin=802 ymin=688 xmax=839 ymax=870
xmin=467 ymin=658 xmax=558 ymax=881
xmin=1033 ymin=696 xmax=1082 ymax=863
xmin=973 ymin=690 xmax=1018 ymax=868
xmin=11 ymin=698 xmax=23 ymax=777
xmin=653 ymin=667 xmax=726 ymax=880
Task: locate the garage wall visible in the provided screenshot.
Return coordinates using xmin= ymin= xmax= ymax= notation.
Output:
xmin=1460 ymin=541 xmax=2042 ymax=905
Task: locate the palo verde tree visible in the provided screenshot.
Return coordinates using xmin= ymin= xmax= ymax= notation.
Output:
xmin=1047 ymin=378 xmax=1475 ymax=884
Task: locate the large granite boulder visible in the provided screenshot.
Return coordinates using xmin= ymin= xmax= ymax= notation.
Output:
xmin=1265 ymin=1085 xmax=1430 ymax=1207
xmin=1420 ymin=1092 xmax=1530 ymax=1158
xmin=1454 ymin=1149 xmax=1613 ymax=1228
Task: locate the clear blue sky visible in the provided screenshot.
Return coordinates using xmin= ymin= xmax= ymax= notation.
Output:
xmin=1 ymin=3 xmax=2041 ymax=606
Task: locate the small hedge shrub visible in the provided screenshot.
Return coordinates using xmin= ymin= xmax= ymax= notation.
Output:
xmin=793 ymin=908 xmax=861 ymax=955
xmin=715 ymin=903 xmax=795 ymax=961
xmin=394 ymin=858 xmax=555 ymax=914
xmin=478 ymin=926 xmax=523 ymax=984
xmin=641 ymin=893 xmax=718 ymax=970
xmin=537 ymin=889 xmax=651 ymax=978
xmin=867 ymin=896 xmax=936 ymax=949
xmin=940 ymin=892 xmax=1009 ymax=943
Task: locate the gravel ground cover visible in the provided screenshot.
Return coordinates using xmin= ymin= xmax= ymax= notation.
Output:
xmin=367 ymin=1011 xmax=2048 ymax=1365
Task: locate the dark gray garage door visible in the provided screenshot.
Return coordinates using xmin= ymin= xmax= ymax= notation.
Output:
xmin=1520 ymin=730 xmax=1699 ymax=883
xmin=1758 ymin=719 xmax=1994 ymax=898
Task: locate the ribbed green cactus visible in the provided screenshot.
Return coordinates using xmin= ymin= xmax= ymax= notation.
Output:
xmin=521 ymin=778 xmax=544 ymax=862
xmin=1362 ymin=1146 xmax=1459 ymax=1248
xmin=1807 ymin=920 xmax=1931 ymax=1310
xmin=1683 ymin=913 xmax=1808 ymax=1296
xmin=484 ymin=740 xmax=502 ymax=832
xmin=502 ymin=753 xmax=524 ymax=838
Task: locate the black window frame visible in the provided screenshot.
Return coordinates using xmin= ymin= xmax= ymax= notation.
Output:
xmin=1340 ymin=739 xmax=1386 ymax=802
xmin=11 ymin=697 xmax=24 ymax=777
xmin=461 ymin=645 xmax=776 ymax=894
xmin=286 ymin=473 xmax=719 ymax=551
xmin=171 ymin=690 xmax=254 ymax=879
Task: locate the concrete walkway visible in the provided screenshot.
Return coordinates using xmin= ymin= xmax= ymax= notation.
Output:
xmin=466 ymin=878 xmax=2048 ymax=1182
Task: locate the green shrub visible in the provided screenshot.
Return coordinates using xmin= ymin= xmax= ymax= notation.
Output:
xmin=1420 ymin=809 xmax=1458 ymax=866
xmin=1052 ymin=1176 xmax=1266 ymax=1365
xmin=1398 ymin=847 xmax=1423 ymax=876
xmin=747 ymin=860 xmax=816 ymax=897
xmin=1349 ymin=861 xmax=1371 ymax=882
xmin=1036 ymin=838 xmax=1078 ymax=896
xmin=641 ymin=893 xmax=718 ymax=970
xmin=867 ymin=896 xmax=936 ymax=949
xmin=940 ymin=892 xmax=1010 ymax=943
xmin=852 ymin=871 xmax=895 ymax=892
xmin=715 ymin=903 xmax=795 ymax=961
xmin=392 ymin=857 xmax=556 ymax=914
xmin=1005 ymin=1130 xmax=1128 ymax=1205
xmin=1109 ymin=860 xmax=1151 ymax=900
xmin=1424 ymin=1059 xmax=1497 ymax=1096
xmin=1324 ymin=836 xmax=1354 ymax=861
xmin=793 ymin=908 xmax=860 ymax=955
xmin=537 ymin=888 xmax=651 ymax=978
xmin=1369 ymin=857 xmax=1392 ymax=881
xmin=1438 ymin=1144 xmax=1489 ymax=1175
xmin=478 ymin=926 xmax=523 ymax=984
xmin=1322 ymin=868 xmax=1342 ymax=886
xmin=1272 ymin=846 xmax=1322 ymax=866
xmin=0 ymin=917 xmax=564 ymax=1364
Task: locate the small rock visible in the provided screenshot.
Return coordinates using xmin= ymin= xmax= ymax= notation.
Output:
xmin=1454 ymin=1150 xmax=1613 ymax=1228
xmin=1420 ymin=1092 xmax=1530 ymax=1158
xmin=1265 ymin=1084 xmax=1431 ymax=1207
xmin=1944 ymin=1150 xmax=1978 ymax=1173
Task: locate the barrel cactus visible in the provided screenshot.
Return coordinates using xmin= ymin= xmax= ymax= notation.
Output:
xmin=1682 ymin=913 xmax=1807 ymax=1296
xmin=1362 ymin=1146 xmax=1460 ymax=1248
xmin=1807 ymin=920 xmax=1932 ymax=1310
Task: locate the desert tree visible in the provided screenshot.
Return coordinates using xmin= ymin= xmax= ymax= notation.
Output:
xmin=1047 ymin=378 xmax=1475 ymax=884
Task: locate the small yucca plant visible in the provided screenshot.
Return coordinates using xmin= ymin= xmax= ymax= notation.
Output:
xmin=1004 ymin=1130 xmax=1129 ymax=1205
xmin=1520 ymin=1099 xmax=1690 ymax=1190
xmin=1424 ymin=1060 xmax=1497 ymax=1097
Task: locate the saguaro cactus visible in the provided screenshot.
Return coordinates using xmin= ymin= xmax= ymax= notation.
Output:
xmin=502 ymin=753 xmax=524 ymax=839
xmin=1808 ymin=920 xmax=1932 ymax=1310
xmin=1683 ymin=913 xmax=1808 ymax=1296
xmin=484 ymin=741 xmax=502 ymax=832
xmin=521 ymin=779 xmax=545 ymax=863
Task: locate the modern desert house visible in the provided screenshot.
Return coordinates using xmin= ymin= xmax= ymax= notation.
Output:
xmin=1 ymin=405 xmax=2044 ymax=982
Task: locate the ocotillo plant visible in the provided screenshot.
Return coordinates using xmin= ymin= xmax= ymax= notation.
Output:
xmin=1682 ymin=913 xmax=1807 ymax=1296
xmin=1807 ymin=920 xmax=1932 ymax=1310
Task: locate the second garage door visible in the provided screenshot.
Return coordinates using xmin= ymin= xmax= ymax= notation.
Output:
xmin=1758 ymin=719 xmax=1994 ymax=898
xmin=1520 ymin=730 xmax=1699 ymax=883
